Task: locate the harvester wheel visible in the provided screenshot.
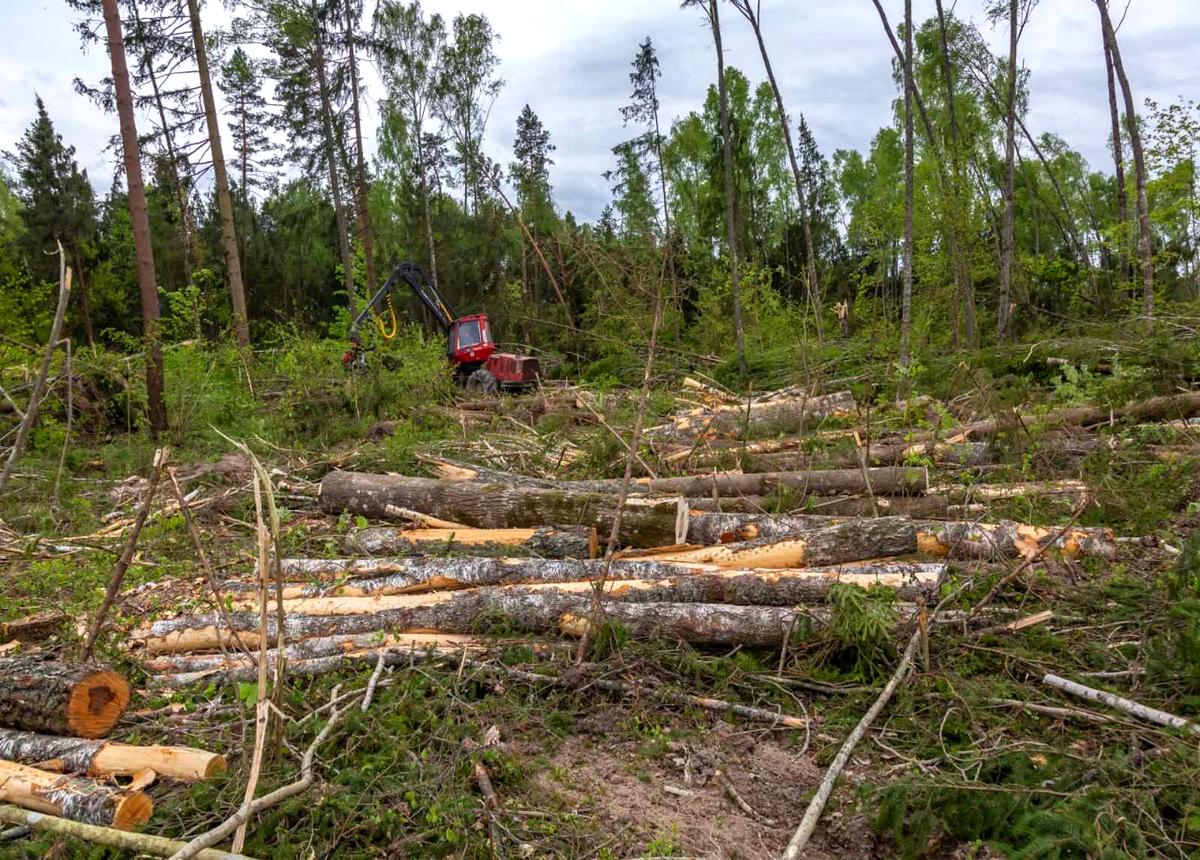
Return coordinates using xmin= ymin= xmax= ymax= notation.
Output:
xmin=465 ymin=368 xmax=499 ymax=396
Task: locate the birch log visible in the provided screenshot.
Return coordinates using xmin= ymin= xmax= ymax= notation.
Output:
xmin=0 ymin=759 xmax=151 ymax=829
xmin=346 ymin=525 xmax=598 ymax=559
xmin=319 ymin=471 xmax=685 ymax=547
xmin=667 ymin=389 xmax=856 ymax=438
xmin=0 ymin=729 xmax=225 ymax=780
xmin=1042 ymin=674 xmax=1200 ymax=733
xmin=0 ymin=657 xmax=130 ymax=738
xmin=685 ymin=494 xmax=953 ymax=518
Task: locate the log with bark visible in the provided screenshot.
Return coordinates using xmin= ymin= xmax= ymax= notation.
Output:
xmin=319 ymin=471 xmax=686 ymax=547
xmin=0 ymin=656 xmax=130 ymax=738
xmin=686 ymin=493 xmax=956 ymax=518
xmin=0 ymin=759 xmax=152 ymax=829
xmin=137 ymin=574 xmax=947 ymax=655
xmin=687 ymin=512 xmax=1116 ymax=561
xmin=622 ymin=517 xmax=917 ymax=568
xmin=931 ymin=479 xmax=1089 ymax=503
xmin=143 ymin=632 xmax=486 ymax=672
xmin=0 ymin=611 xmax=67 ymax=644
xmin=917 ymin=520 xmax=1116 ymax=561
xmin=346 ymin=525 xmax=598 ymax=559
xmin=664 ymin=389 xmax=856 ymax=439
xmin=0 ymin=729 xmax=225 ymax=781
xmin=224 ymin=561 xmax=943 ymax=607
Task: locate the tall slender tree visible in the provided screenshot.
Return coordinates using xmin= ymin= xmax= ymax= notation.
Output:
xmin=372 ymin=0 xmax=445 ymax=288
xmin=1096 ymin=0 xmax=1154 ymax=332
xmin=1103 ymin=37 xmax=1129 ymax=288
xmin=100 ymin=0 xmax=167 ymax=433
xmin=342 ymin=0 xmax=376 ymax=297
xmin=729 ymin=0 xmax=820 ymax=327
xmin=511 ymin=104 xmax=555 ymax=299
xmin=217 ymin=48 xmax=277 ymax=201
xmin=435 ymin=13 xmax=502 ymax=216
xmin=620 ymin=38 xmax=671 ymax=240
xmin=188 ymin=0 xmax=250 ymax=347
xmin=900 ymin=0 xmax=914 ymax=367
xmin=686 ymin=0 xmax=745 ymax=375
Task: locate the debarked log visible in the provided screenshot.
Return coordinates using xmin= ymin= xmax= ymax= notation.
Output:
xmin=0 ymin=759 xmax=151 ymax=829
xmin=319 ymin=471 xmax=685 ymax=547
xmin=0 ymin=656 xmax=130 ymax=739
xmin=0 ymin=729 xmax=225 ymax=781
xmin=622 ymin=517 xmax=917 ymax=568
xmin=346 ymin=525 xmax=598 ymax=559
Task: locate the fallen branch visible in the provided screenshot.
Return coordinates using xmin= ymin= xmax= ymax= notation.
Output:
xmin=82 ymin=447 xmax=169 ymax=660
xmin=0 ymin=805 xmax=250 ymax=859
xmin=167 ymin=687 xmax=356 ymax=860
xmin=1041 ymin=674 xmax=1200 ymax=734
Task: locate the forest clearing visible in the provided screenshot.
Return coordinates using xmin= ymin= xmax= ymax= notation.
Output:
xmin=2 ymin=0 xmax=1200 ymax=857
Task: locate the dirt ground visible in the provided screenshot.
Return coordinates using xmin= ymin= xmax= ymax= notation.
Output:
xmin=528 ymin=706 xmax=882 ymax=859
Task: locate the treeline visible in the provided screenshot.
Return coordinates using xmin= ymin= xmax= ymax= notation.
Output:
xmin=0 ymin=0 xmax=1197 ymax=426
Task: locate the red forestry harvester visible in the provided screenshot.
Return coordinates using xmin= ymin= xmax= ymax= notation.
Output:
xmin=342 ymin=262 xmax=541 ymax=394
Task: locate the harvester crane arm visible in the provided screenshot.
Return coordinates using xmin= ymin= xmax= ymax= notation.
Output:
xmin=348 ymin=262 xmax=455 ymax=341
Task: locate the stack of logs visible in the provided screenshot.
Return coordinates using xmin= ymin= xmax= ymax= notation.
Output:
xmin=0 ymin=654 xmax=226 ymax=830
xmin=138 ymin=467 xmax=1119 ymax=686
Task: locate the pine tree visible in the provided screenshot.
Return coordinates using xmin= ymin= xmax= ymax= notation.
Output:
xmin=10 ymin=96 xmax=99 ymax=342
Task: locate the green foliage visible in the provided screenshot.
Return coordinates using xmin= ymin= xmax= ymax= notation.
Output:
xmin=820 ymin=583 xmax=898 ymax=680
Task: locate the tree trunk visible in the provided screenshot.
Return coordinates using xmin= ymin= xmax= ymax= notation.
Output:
xmin=1104 ymin=40 xmax=1130 ymax=290
xmin=319 ymin=471 xmax=685 ymax=547
xmin=0 ymin=729 xmax=225 ymax=781
xmin=1097 ymin=0 xmax=1153 ymax=332
xmin=709 ymin=0 xmax=745 ymax=375
xmin=901 ymin=0 xmax=915 ymax=365
xmin=313 ymin=2 xmax=357 ymax=318
xmin=188 ymin=0 xmax=250 ymax=348
xmin=997 ymin=0 xmax=1018 ymax=342
xmin=624 ymin=467 xmax=927 ymax=498
xmin=101 ymin=0 xmax=166 ymax=434
xmin=0 ymin=760 xmax=151 ymax=830
xmin=623 ymin=516 xmax=917 ymax=568
xmin=0 ymin=657 xmax=130 ymax=738
xmin=343 ymin=0 xmax=376 ymax=298
xmin=416 ymin=135 xmax=440 ymax=290
xmin=347 ymin=525 xmax=598 ymax=558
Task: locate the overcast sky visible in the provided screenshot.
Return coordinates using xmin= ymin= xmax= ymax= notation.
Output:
xmin=0 ymin=0 xmax=1196 ymax=222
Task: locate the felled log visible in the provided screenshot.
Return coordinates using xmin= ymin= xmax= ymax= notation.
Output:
xmin=622 ymin=517 xmax=916 ymax=568
xmin=917 ymin=520 xmax=1116 ymax=560
xmin=0 ymin=759 xmax=151 ymax=829
xmin=346 ymin=525 xmax=598 ymax=559
xmin=0 ymin=611 xmax=67 ymax=644
xmin=932 ymin=479 xmax=1088 ymax=503
xmin=224 ymin=563 xmax=943 ymax=612
xmin=667 ymin=389 xmax=856 ymax=438
xmin=687 ymin=512 xmax=1117 ymax=561
xmin=0 ymin=804 xmax=247 ymax=860
xmin=319 ymin=471 xmax=685 ymax=547
xmin=139 ymin=592 xmax=810 ymax=650
xmin=686 ymin=493 xmax=956 ymax=518
xmin=143 ymin=632 xmax=485 ymax=671
xmin=0 ymin=656 xmax=130 ymax=738
xmin=0 ymin=729 xmax=225 ymax=781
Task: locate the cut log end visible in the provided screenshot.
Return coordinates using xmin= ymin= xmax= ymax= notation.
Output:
xmin=67 ymin=670 xmax=131 ymax=739
xmin=112 ymin=792 xmax=153 ymax=831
